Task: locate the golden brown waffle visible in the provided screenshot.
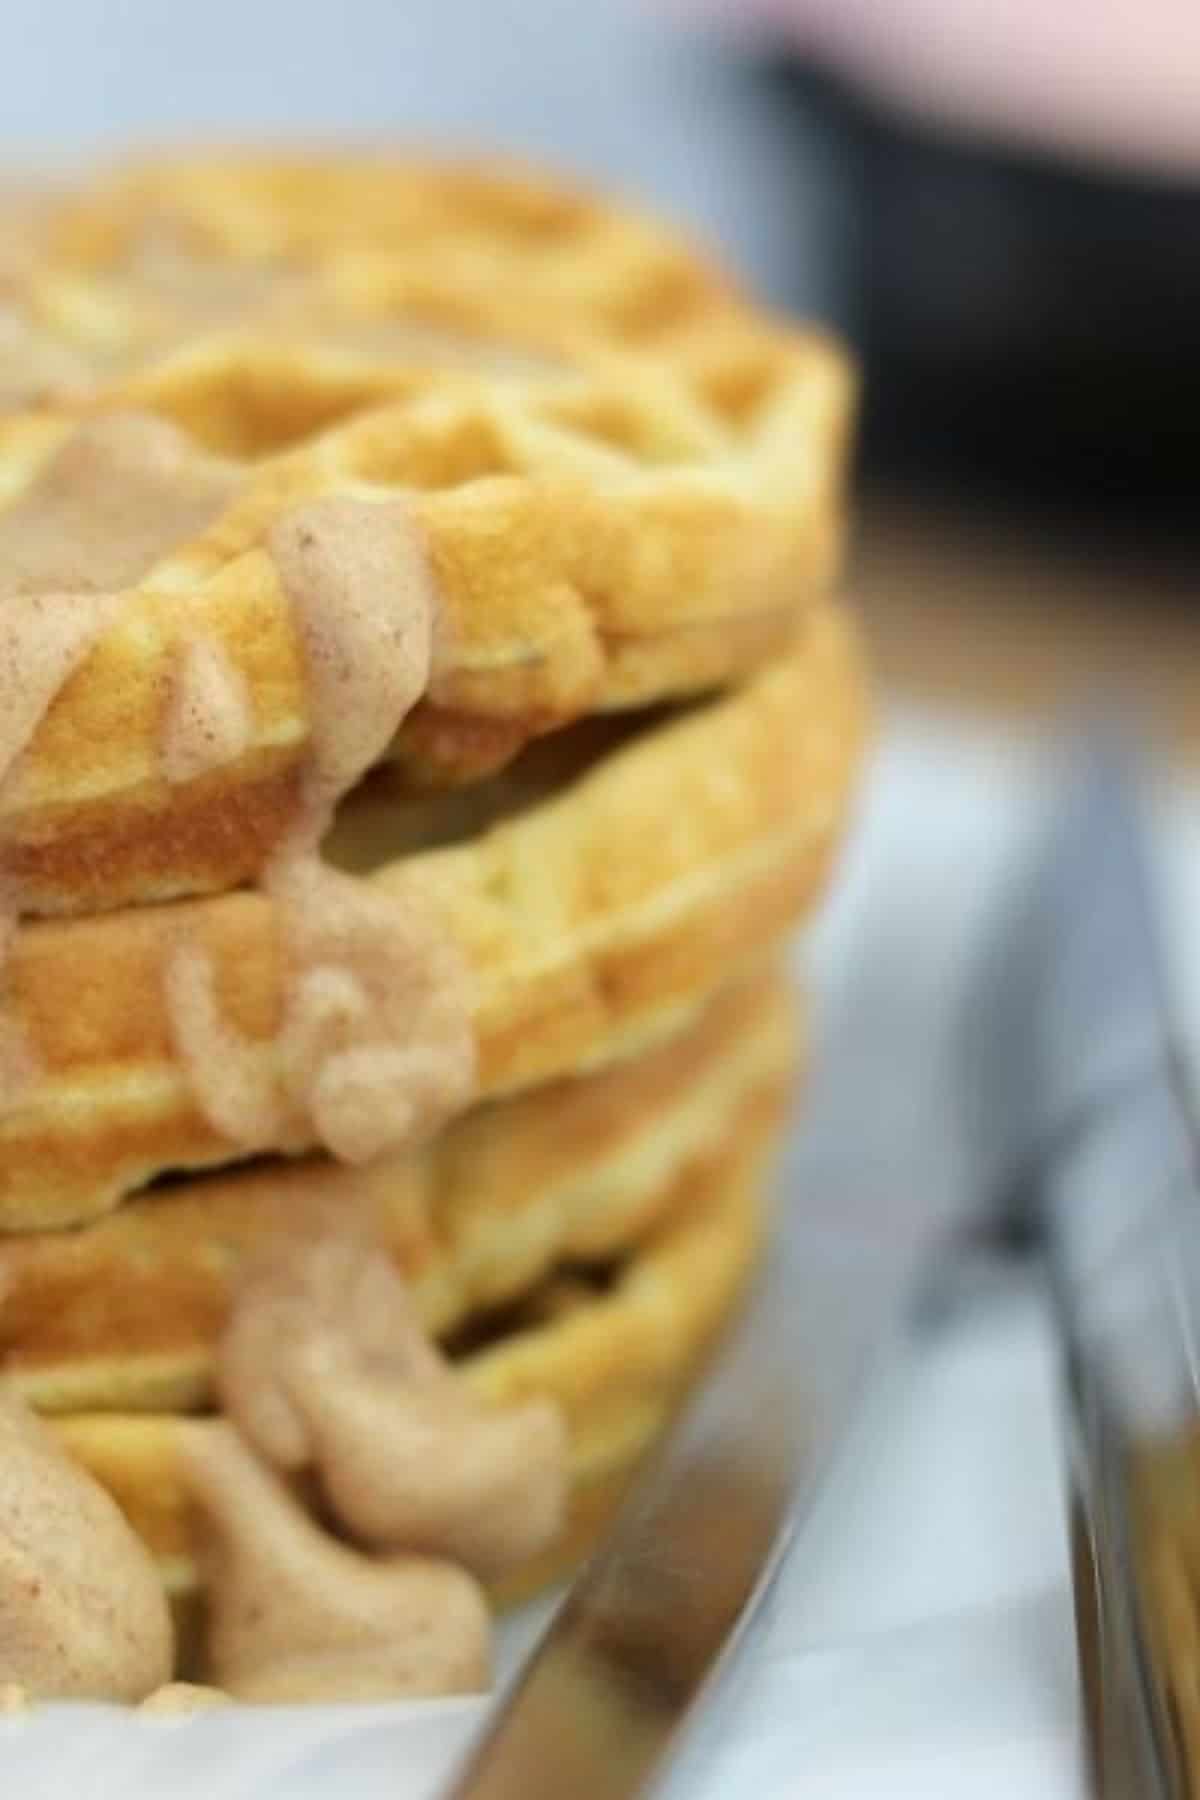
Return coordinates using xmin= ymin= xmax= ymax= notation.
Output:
xmin=50 ymin=1067 xmax=780 ymax=1662
xmin=28 ymin=151 xmax=823 ymax=396
xmin=0 ymin=604 xmax=866 ymax=1231
xmin=1 ymin=967 xmax=795 ymax=1414
xmin=0 ymin=369 xmax=849 ymax=918
xmin=0 ymin=154 xmax=853 ymax=916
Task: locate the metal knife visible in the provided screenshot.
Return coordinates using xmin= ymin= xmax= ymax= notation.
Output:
xmin=967 ymin=731 xmax=1200 ymax=1799
xmin=443 ymin=971 xmax=950 ymax=1799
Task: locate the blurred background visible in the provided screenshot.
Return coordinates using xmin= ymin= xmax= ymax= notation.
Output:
xmin=3 ymin=0 xmax=1197 ymax=764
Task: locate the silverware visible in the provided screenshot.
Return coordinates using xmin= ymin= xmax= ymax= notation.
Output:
xmin=968 ymin=731 xmax=1200 ymax=1798
xmin=443 ymin=1017 xmax=946 ymax=1798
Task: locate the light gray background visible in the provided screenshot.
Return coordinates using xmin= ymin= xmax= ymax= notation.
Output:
xmin=0 ymin=0 xmax=847 ymax=315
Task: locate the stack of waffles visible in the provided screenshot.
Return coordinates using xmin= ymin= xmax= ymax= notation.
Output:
xmin=0 ymin=153 xmax=868 ymax=1684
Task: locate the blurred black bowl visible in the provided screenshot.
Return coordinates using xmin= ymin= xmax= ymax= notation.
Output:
xmin=763 ymin=63 xmax=1200 ymax=536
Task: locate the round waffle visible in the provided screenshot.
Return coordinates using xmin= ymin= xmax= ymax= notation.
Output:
xmin=27 ymin=151 xmax=838 ymax=405
xmin=48 ymin=1060 xmax=782 ymax=1664
xmin=0 ymin=156 xmax=854 ymax=916
xmin=0 ymin=601 xmax=865 ymax=1231
xmin=0 ymin=967 xmax=796 ymax=1414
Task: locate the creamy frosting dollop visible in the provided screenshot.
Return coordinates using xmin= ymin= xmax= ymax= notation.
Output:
xmin=0 ymin=1388 xmax=173 ymax=1700
xmin=216 ymin=1236 xmax=569 ymax=1579
xmin=180 ymin=1422 xmax=490 ymax=1704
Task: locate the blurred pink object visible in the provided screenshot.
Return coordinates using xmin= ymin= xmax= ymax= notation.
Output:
xmin=671 ymin=0 xmax=1200 ymax=177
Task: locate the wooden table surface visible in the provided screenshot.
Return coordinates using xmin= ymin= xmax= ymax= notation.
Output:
xmin=852 ymin=486 xmax=1200 ymax=770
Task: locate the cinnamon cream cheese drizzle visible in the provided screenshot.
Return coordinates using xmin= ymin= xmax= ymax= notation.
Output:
xmin=217 ymin=1237 xmax=568 ymax=1577
xmin=0 ymin=414 xmax=238 ymax=1110
xmin=160 ymin=635 xmax=254 ymax=786
xmin=0 ymin=416 xmax=240 ymax=798
xmin=0 ymin=1387 xmax=173 ymax=1701
xmin=180 ymin=1236 xmax=567 ymax=1702
xmin=167 ymin=497 xmax=477 ymax=1165
xmin=179 ymin=1422 xmax=490 ymax=1705
xmin=0 ymin=414 xmax=237 ymax=599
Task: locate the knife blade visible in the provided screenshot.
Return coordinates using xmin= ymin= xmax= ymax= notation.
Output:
xmin=969 ymin=730 xmax=1200 ymax=1798
xmin=442 ymin=989 xmax=945 ymax=1800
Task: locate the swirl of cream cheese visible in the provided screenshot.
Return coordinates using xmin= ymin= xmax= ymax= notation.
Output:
xmin=180 ymin=1422 xmax=491 ymax=1704
xmin=216 ymin=1235 xmax=568 ymax=1579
